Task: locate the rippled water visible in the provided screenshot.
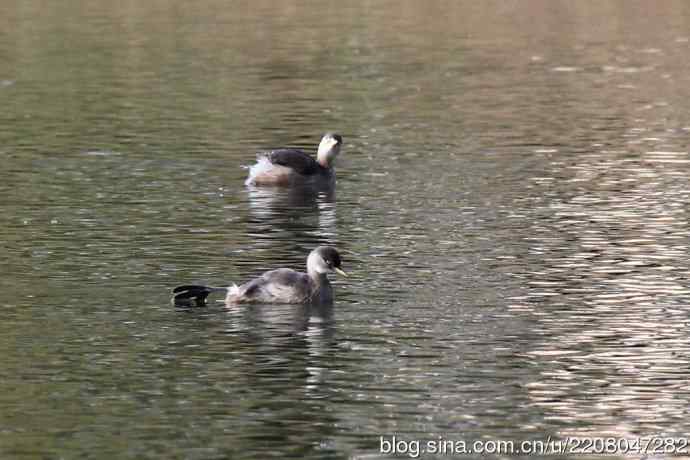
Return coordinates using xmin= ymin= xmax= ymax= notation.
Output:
xmin=2 ymin=1 xmax=690 ymax=459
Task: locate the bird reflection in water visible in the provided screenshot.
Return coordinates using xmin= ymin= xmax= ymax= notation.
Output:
xmin=246 ymin=183 xmax=337 ymax=232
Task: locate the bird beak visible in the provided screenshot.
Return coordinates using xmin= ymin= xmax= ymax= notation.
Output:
xmin=334 ymin=267 xmax=348 ymax=277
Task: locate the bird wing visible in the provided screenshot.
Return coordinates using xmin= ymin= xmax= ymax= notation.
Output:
xmin=241 ymin=268 xmax=310 ymax=303
xmin=263 ymin=149 xmax=320 ymax=175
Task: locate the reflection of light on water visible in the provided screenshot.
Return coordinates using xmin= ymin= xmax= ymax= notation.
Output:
xmin=303 ymin=314 xmax=333 ymax=392
xmin=317 ymin=197 xmax=337 ymax=234
xmin=520 ymin=146 xmax=690 ymax=438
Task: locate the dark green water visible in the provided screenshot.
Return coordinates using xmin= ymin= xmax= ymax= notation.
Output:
xmin=2 ymin=1 xmax=690 ymax=459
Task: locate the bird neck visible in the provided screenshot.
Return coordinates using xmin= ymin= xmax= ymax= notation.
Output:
xmin=308 ymin=269 xmax=330 ymax=286
xmin=316 ymin=145 xmax=339 ymax=168
xmin=308 ymin=273 xmax=333 ymax=304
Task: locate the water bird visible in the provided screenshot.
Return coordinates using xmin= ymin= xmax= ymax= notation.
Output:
xmin=245 ymin=133 xmax=343 ymax=187
xmin=172 ymin=246 xmax=347 ymax=306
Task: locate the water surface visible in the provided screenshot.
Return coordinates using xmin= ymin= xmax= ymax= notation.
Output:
xmin=2 ymin=1 xmax=690 ymax=459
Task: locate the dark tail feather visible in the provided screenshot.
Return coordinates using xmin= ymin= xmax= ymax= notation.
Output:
xmin=171 ymin=285 xmax=227 ymax=306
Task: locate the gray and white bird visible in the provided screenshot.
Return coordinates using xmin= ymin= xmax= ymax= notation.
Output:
xmin=172 ymin=246 xmax=347 ymax=306
xmin=245 ymin=133 xmax=343 ymax=187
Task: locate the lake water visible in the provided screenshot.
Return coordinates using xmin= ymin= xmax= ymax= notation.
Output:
xmin=2 ymin=1 xmax=690 ymax=459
